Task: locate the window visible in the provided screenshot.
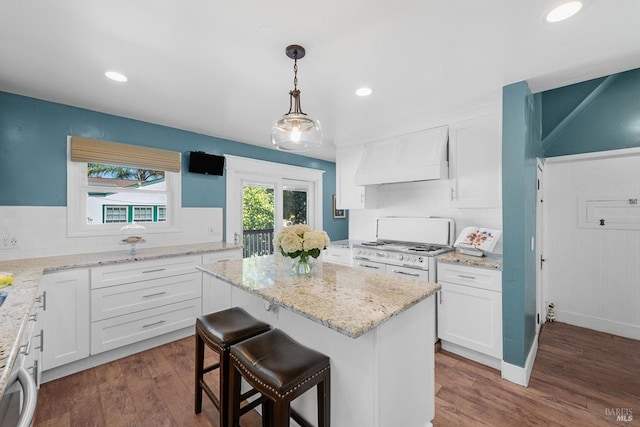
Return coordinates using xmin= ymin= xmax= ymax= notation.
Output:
xmin=67 ymin=136 xmax=182 ymax=237
xmin=104 ymin=206 xmax=128 ymax=223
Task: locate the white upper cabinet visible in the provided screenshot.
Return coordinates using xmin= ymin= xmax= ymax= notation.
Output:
xmin=336 ymin=145 xmax=377 ymax=210
xmin=449 ymin=111 xmax=502 ymax=208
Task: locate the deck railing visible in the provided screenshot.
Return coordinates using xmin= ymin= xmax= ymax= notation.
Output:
xmin=243 ymin=228 xmax=275 ymax=258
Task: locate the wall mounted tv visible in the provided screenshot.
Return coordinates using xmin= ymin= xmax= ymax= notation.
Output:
xmin=188 ymin=151 xmax=225 ymax=176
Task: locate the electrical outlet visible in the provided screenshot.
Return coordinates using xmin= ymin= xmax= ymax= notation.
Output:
xmin=0 ymin=235 xmax=18 ymax=249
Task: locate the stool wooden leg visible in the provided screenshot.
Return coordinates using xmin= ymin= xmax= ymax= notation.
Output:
xmin=317 ymin=372 xmax=330 ymax=427
xmin=195 ymin=333 xmax=204 ymax=414
xmin=261 ymin=399 xmax=273 ymax=427
xmin=229 ymin=363 xmax=242 ymax=427
xmin=219 ymin=349 xmax=230 ymax=427
xmin=273 ymin=398 xmax=291 ymax=427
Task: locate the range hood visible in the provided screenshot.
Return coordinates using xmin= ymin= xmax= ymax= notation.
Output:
xmin=354 ymin=125 xmax=448 ymax=186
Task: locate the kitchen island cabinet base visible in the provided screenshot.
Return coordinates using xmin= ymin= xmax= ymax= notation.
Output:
xmin=230 ymin=285 xmax=436 ymax=427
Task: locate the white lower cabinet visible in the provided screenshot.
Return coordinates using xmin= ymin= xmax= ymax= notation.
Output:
xmin=202 ymin=249 xmax=243 ymax=314
xmin=90 ymin=255 xmax=202 ymax=355
xmin=437 ymin=262 xmax=502 ymax=363
xmin=39 ymin=269 xmax=91 ymax=370
xmin=322 ymin=245 xmax=353 ymax=266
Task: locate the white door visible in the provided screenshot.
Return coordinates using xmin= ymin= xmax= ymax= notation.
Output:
xmin=536 ymin=159 xmax=545 ymax=334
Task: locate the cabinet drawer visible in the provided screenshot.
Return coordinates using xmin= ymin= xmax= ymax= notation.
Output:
xmin=202 ymin=249 xmax=242 ymax=265
xmin=323 ymin=246 xmax=352 ymax=266
xmin=91 ymin=255 xmax=200 ymax=289
xmin=91 ymin=299 xmax=201 ymax=354
xmin=91 ymin=272 xmax=202 ymax=321
xmin=437 ymin=262 xmax=501 ymax=292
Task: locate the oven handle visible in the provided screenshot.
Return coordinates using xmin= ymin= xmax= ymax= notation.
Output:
xmin=6 ymin=367 xmax=38 ymax=427
xmin=391 ymin=269 xmax=421 ymax=277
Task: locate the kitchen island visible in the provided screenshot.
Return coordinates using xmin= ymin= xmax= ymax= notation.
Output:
xmin=198 ymin=255 xmax=440 ymax=427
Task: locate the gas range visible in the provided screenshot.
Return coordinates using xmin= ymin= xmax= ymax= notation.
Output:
xmin=353 ymin=241 xmax=453 ymax=270
xmin=352 ymin=217 xmax=455 ymax=281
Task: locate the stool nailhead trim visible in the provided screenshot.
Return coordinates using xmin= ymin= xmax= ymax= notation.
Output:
xmin=230 ymin=353 xmax=330 ymax=398
xmin=196 ymin=323 xmax=227 ymax=352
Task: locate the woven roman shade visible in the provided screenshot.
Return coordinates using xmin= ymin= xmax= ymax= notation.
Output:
xmin=70 ymin=136 xmax=181 ymax=173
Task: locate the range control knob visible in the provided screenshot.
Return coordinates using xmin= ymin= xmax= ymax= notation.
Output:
xmin=398 ymin=254 xmax=404 ymax=261
xmin=417 ymin=257 xmax=424 ymax=263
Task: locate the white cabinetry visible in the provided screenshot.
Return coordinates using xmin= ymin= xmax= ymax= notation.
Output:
xmin=201 ymin=249 xmax=243 ymax=314
xmin=336 ymin=145 xmax=377 ymax=209
xmin=22 ymin=291 xmax=45 ymax=388
xmin=39 ymin=269 xmax=90 ymax=370
xmin=437 ymin=262 xmax=502 ymax=368
xmin=323 ymin=245 xmax=352 ymax=266
xmin=449 ymin=111 xmax=502 ymax=208
xmin=90 ymin=255 xmax=202 ymax=354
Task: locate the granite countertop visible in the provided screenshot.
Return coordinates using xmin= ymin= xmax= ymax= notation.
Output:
xmin=198 ymin=255 xmax=441 ymax=339
xmin=0 ymin=241 xmax=241 ymax=400
xmin=437 ymin=251 xmax=503 ymax=270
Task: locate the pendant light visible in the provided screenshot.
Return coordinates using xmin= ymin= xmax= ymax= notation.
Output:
xmin=271 ymin=45 xmax=322 ymax=152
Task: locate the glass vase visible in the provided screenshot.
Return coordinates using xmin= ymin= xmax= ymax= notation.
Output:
xmin=291 ymin=256 xmax=313 ymax=275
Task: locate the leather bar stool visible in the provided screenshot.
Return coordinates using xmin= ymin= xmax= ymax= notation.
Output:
xmin=195 ymin=307 xmax=271 ymax=426
xmin=229 ymin=328 xmax=331 ymax=427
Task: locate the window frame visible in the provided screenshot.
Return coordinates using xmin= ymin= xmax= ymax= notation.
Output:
xmin=67 ymin=137 xmax=182 ymax=237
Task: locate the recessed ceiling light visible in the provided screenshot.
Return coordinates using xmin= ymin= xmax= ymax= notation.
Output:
xmin=105 ymin=71 xmax=128 ymax=82
xmin=356 ymin=87 xmax=372 ymax=97
xmin=545 ymin=1 xmax=583 ymax=23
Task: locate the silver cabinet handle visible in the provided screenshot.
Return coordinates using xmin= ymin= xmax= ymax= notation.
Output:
xmin=359 ymin=263 xmax=380 ymax=269
xmin=19 ymin=339 xmax=32 ymax=356
xmin=142 ymin=291 xmax=167 ymax=298
xmin=35 ymin=330 xmax=44 ymax=352
xmin=142 ymin=268 xmax=166 ymax=274
xmin=142 ymin=320 xmax=166 ymax=329
xmin=29 ymin=312 xmax=37 ymax=322
xmin=216 ymin=259 xmax=229 ymax=263
xmin=36 ymin=291 xmax=47 ymax=311
xmin=391 ymin=269 xmax=420 ymax=277
xmin=439 ymin=291 xmax=443 ymax=304
xmin=458 ymin=274 xmax=476 ymax=280
xmin=28 ymin=359 xmax=39 ymax=387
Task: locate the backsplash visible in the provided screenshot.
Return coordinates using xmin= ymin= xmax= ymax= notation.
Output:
xmin=348 ymin=179 xmax=503 ymax=253
xmin=0 ymin=206 xmax=223 ymax=261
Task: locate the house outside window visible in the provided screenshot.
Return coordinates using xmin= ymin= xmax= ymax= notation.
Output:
xmin=67 ymin=136 xmax=181 ymax=237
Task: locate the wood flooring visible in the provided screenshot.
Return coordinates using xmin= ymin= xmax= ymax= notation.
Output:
xmin=34 ymin=322 xmax=639 ymax=426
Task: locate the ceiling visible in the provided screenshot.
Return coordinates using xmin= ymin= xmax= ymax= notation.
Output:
xmin=1 ymin=1 xmax=639 ymax=162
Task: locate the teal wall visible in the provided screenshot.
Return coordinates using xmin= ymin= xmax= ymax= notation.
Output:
xmin=0 ymin=91 xmax=348 ymax=241
xmin=543 ymin=67 xmax=640 ymax=156
xmin=501 ymin=81 xmax=543 ymax=367
xmin=502 ymin=66 xmax=640 ymax=368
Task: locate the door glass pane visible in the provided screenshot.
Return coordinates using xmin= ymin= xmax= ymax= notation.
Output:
xmin=283 ymin=188 xmax=308 ymax=227
xmin=242 ymin=185 xmax=275 ymax=258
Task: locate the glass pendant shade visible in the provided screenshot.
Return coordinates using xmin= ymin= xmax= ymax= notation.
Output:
xmin=271 ymin=113 xmax=322 ymax=151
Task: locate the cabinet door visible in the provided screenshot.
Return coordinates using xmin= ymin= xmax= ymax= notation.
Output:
xmin=449 ymin=112 xmax=502 ymax=208
xmin=201 ymin=250 xmax=242 ymax=314
xmin=40 ymin=269 xmax=90 ymax=370
xmin=437 ymin=282 xmax=502 ymax=358
xmin=336 ymin=145 xmax=377 ymax=209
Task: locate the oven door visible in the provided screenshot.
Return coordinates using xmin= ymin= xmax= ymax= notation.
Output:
xmin=387 ymin=265 xmax=429 ymax=281
xmin=0 ymin=367 xmax=37 ymax=427
xmin=353 ymin=259 xmax=386 ymax=273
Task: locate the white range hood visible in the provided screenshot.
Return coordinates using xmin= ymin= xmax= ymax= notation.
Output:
xmin=354 ymin=125 xmax=449 ymax=186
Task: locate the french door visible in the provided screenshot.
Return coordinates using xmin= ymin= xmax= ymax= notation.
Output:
xmin=225 ymin=155 xmax=324 ymax=258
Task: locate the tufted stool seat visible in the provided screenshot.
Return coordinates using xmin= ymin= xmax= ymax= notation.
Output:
xmin=195 ymin=307 xmax=271 ymax=426
xmin=229 ymin=328 xmax=331 ymax=427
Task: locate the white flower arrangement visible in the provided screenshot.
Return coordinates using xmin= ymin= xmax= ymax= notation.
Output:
xmin=273 ymin=224 xmax=330 ymax=262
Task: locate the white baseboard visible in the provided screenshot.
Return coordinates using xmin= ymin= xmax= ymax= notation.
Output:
xmin=555 ymin=309 xmax=640 ymax=340
xmin=501 ymin=334 xmax=539 ymax=387
xmin=440 ymin=341 xmax=501 ymax=370
xmin=41 ymin=327 xmax=194 ymax=383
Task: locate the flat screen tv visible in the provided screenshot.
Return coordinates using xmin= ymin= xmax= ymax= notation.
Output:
xmin=188 ymin=151 xmax=225 ymax=176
